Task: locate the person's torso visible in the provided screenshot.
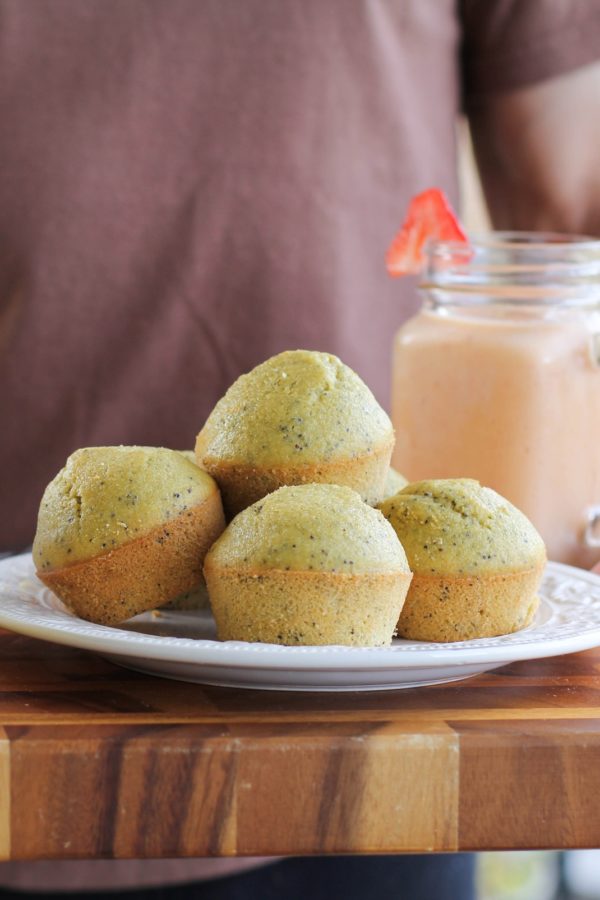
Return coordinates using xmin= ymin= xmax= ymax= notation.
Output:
xmin=0 ymin=0 xmax=460 ymax=548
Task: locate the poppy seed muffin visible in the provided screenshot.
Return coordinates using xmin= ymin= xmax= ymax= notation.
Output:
xmin=204 ymin=483 xmax=412 ymax=646
xmin=33 ymin=446 xmax=226 ymax=625
xmin=381 ymin=466 xmax=408 ymax=501
xmin=163 ymin=581 xmax=210 ymax=610
xmin=195 ymin=350 xmax=395 ymax=517
xmin=163 ymin=450 xmax=211 ymax=610
xmin=379 ymin=478 xmax=546 ymax=642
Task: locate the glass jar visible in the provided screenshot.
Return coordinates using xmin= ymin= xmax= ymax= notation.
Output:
xmin=391 ymin=233 xmax=600 ymax=568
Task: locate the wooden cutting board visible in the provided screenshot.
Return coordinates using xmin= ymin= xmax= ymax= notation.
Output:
xmin=1 ymin=628 xmax=600 ymax=859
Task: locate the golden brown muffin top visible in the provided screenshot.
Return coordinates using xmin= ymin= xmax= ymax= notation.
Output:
xmin=379 ymin=478 xmax=546 ymax=576
xmin=33 ymin=446 xmax=218 ymax=572
xmin=195 ymin=350 xmax=393 ymax=467
xmin=205 ymin=483 xmax=409 ymax=575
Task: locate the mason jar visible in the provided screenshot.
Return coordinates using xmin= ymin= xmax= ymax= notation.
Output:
xmin=391 ymin=233 xmax=600 ymax=568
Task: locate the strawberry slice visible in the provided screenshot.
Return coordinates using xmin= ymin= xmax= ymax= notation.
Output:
xmin=386 ymin=188 xmax=468 ymax=276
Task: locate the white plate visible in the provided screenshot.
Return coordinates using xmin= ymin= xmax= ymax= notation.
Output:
xmin=1 ymin=554 xmax=600 ymax=691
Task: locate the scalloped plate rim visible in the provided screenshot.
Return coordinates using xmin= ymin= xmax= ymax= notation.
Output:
xmin=0 ymin=554 xmax=599 ymax=682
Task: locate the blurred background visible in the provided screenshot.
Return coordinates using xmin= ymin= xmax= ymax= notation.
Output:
xmin=458 ymin=119 xmax=490 ymax=234
xmin=458 ymin=122 xmax=600 ymax=900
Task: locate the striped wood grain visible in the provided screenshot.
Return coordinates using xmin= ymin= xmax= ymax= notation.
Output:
xmin=2 ymin=631 xmax=600 ymax=857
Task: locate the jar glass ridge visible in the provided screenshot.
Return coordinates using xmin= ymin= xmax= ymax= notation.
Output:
xmin=423 ymin=231 xmax=600 ymax=306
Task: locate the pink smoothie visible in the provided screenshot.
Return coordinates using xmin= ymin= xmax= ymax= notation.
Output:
xmin=392 ymin=305 xmax=600 ymax=566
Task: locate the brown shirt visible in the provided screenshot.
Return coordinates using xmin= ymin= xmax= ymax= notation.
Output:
xmin=1 ymin=0 xmax=600 ymax=551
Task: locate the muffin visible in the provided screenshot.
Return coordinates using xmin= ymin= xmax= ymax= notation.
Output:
xmin=379 ymin=479 xmax=546 ymax=642
xmin=33 ymin=446 xmax=225 ymax=625
xmin=195 ymin=350 xmax=395 ymax=517
xmin=163 ymin=581 xmax=210 ymax=610
xmin=381 ymin=466 xmax=408 ymax=501
xmin=163 ymin=451 xmax=210 ymax=609
xmin=204 ymin=483 xmax=412 ymax=646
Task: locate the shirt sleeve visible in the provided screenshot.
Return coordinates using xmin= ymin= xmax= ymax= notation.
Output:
xmin=461 ymin=0 xmax=600 ymax=103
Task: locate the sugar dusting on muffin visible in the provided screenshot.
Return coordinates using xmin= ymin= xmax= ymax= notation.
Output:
xmin=379 ymin=478 xmax=546 ymax=642
xmin=34 ymin=446 xmax=218 ymax=572
xmin=204 ymin=484 xmax=412 ymax=646
xmin=379 ymin=478 xmax=546 ymax=576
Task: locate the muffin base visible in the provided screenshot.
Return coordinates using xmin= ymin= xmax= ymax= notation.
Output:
xmin=396 ymin=564 xmax=545 ymax=643
xmin=200 ymin=436 xmax=394 ymax=519
xmin=37 ymin=490 xmax=225 ymax=626
xmin=204 ymin=566 xmax=412 ymax=646
xmin=163 ymin=578 xmax=210 ymax=610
